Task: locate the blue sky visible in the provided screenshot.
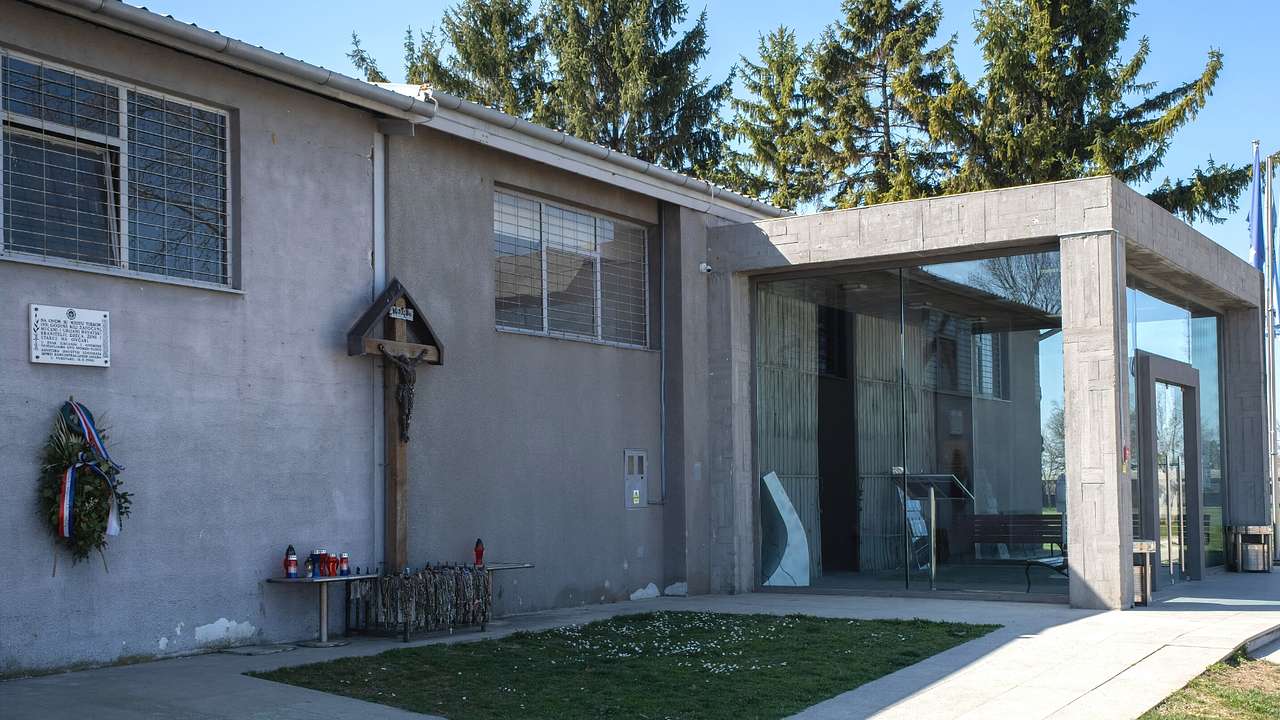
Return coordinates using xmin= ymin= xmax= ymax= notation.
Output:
xmin=141 ymin=0 xmax=1278 ymax=259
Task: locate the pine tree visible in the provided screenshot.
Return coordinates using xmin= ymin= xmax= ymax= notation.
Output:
xmin=542 ymin=0 xmax=731 ymax=176
xmin=347 ymin=33 xmax=388 ymax=83
xmin=717 ymin=28 xmax=823 ymax=211
xmin=935 ymin=0 xmax=1248 ymax=223
xmin=809 ymin=0 xmax=954 ymax=208
xmin=351 ymin=0 xmax=551 ymax=120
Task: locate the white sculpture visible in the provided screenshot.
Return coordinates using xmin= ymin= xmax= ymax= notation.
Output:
xmin=760 ymin=471 xmax=811 ymax=586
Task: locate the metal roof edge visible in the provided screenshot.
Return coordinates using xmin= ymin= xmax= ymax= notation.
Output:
xmin=375 ymin=83 xmax=784 ymax=221
xmin=25 ymin=0 xmax=784 ymax=221
xmin=22 ymin=0 xmax=438 ymax=122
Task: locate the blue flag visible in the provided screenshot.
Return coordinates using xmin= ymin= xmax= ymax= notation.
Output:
xmin=1248 ymin=144 xmax=1264 ymax=270
xmin=1271 ymin=159 xmax=1279 ymax=331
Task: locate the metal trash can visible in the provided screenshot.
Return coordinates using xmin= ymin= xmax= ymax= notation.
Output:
xmin=1243 ymin=543 xmax=1270 ymax=572
xmin=1133 ymin=539 xmax=1156 ymax=606
xmin=1230 ymin=526 xmax=1274 ymax=573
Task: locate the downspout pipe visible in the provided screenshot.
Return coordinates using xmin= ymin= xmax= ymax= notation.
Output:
xmin=371 ymin=132 xmax=387 ymax=569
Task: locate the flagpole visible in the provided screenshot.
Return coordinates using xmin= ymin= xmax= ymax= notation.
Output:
xmin=1267 ymin=150 xmax=1279 ymax=558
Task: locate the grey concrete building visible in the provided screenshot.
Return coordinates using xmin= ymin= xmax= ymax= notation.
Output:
xmin=0 ymin=0 xmax=771 ymax=674
xmin=0 ymin=0 xmax=1271 ymax=675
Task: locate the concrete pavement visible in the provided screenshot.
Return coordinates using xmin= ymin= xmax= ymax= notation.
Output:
xmin=792 ymin=568 xmax=1280 ymax=719
xmin=2 ymin=569 xmax=1277 ymax=719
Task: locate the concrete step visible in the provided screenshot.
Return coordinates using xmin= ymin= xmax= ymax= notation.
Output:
xmin=1247 ymin=633 xmax=1280 ymax=664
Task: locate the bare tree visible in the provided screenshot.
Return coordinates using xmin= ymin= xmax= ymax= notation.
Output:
xmin=969 ymin=253 xmax=1061 ymax=315
xmin=1041 ymin=401 xmax=1065 ymax=499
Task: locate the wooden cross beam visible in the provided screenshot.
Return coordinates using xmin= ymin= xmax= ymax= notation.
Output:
xmin=384 ymin=298 xmax=409 ymax=570
xmin=345 ymin=279 xmax=442 ymax=572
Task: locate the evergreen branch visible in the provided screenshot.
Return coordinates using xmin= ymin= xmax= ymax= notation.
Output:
xmin=347 ymin=33 xmax=389 ymax=83
xmin=1147 ymin=160 xmax=1250 ymax=225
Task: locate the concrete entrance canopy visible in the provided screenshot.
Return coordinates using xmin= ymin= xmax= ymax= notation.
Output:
xmin=702 ymin=176 xmax=1266 ymax=610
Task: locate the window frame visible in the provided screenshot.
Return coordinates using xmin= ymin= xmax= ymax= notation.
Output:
xmin=0 ymin=48 xmax=236 ymax=291
xmin=2 ymin=123 xmax=123 ymax=265
xmin=973 ymin=330 xmax=1010 ymax=401
xmin=494 ymin=187 xmax=651 ymax=350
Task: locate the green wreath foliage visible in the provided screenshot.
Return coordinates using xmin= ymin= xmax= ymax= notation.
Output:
xmin=37 ymin=411 xmax=132 ymax=564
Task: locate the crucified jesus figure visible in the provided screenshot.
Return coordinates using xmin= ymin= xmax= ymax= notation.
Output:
xmin=380 ymin=345 xmax=431 ymax=442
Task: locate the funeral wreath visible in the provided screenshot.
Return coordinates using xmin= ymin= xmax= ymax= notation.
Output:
xmin=38 ymin=398 xmax=131 ymax=566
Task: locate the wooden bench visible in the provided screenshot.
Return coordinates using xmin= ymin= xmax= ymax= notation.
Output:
xmin=1024 ymin=556 xmax=1068 ymax=592
xmin=970 ymin=514 xmax=1067 ymax=592
xmin=971 ymin=514 xmax=1065 ymax=554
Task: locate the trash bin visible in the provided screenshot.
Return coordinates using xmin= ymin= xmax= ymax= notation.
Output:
xmin=1133 ymin=539 xmax=1156 ymax=606
xmin=1243 ymin=543 xmax=1269 ymax=572
xmin=1230 ymin=526 xmax=1274 ymax=573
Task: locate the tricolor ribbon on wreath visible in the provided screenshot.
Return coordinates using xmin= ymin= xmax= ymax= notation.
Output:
xmin=57 ymin=399 xmax=125 ymax=539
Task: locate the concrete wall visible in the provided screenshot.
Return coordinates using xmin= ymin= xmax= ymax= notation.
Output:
xmin=705 ymin=265 xmax=757 ymax=592
xmin=0 ymin=2 xmax=379 ymax=672
xmin=1060 ymin=232 xmax=1134 ymax=609
xmin=1113 ymin=180 xmax=1260 ymax=312
xmin=1223 ymin=307 xmax=1270 ymax=525
xmin=660 ymin=205 xmax=718 ymax=595
xmin=385 ymin=127 xmax=667 ymax=614
xmin=710 ymin=177 xmax=1115 ymax=275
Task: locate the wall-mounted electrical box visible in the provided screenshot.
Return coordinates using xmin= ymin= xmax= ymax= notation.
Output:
xmin=624 ymin=449 xmax=647 ymax=509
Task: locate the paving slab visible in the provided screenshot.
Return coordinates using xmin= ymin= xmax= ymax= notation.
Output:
xmin=1 ymin=570 xmax=1276 ymax=720
xmin=790 ymin=569 xmax=1280 ymax=720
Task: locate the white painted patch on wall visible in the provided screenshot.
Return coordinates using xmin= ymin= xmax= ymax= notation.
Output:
xmin=158 ymin=637 xmax=168 ymax=651
xmin=194 ymin=618 xmax=257 ymax=646
xmin=629 ymin=583 xmax=659 ymax=601
xmin=663 ymin=581 xmax=688 ymax=597
xmin=175 ymin=622 xmax=184 ymax=636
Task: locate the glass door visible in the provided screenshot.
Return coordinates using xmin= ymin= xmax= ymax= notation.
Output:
xmin=1135 ymin=350 xmax=1201 ymax=589
xmin=1155 ymin=381 xmax=1187 ymax=582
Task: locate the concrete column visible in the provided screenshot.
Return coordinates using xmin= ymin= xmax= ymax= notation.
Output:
xmin=660 ymin=204 xmax=715 ymax=595
xmin=1223 ymin=306 xmax=1269 ymax=525
xmin=706 ymin=264 xmax=756 ymax=593
xmin=1061 ymin=231 xmax=1134 ymax=609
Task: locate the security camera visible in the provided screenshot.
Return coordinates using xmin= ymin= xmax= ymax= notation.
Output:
xmin=698 ymin=262 xmax=713 ymax=274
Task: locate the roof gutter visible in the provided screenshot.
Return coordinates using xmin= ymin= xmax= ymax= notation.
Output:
xmin=426 ymin=88 xmax=783 ymax=218
xmin=28 ymin=0 xmax=784 ymax=221
xmin=378 ymin=84 xmax=783 ymax=221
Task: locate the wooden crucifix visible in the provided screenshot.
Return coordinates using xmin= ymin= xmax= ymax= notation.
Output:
xmin=346 ymin=278 xmax=442 ymax=571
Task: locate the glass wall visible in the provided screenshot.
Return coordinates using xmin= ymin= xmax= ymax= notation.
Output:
xmin=1126 ymin=288 xmax=1225 ymax=567
xmin=756 ymin=248 xmax=1066 ymax=594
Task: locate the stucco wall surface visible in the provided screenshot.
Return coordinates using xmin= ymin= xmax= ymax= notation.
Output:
xmin=0 ymin=2 xmax=378 ymax=672
xmin=385 ymin=128 xmax=667 ymax=615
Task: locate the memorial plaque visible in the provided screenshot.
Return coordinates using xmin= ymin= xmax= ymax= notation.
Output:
xmin=30 ymin=304 xmax=111 ymax=367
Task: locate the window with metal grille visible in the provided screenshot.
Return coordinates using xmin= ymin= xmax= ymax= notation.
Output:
xmin=0 ymin=51 xmax=231 ymax=286
xmin=494 ymin=189 xmax=649 ymax=347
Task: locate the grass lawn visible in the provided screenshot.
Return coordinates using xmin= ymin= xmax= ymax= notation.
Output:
xmin=252 ymin=611 xmax=997 ymax=719
xmin=1140 ymin=651 xmax=1280 ymax=720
